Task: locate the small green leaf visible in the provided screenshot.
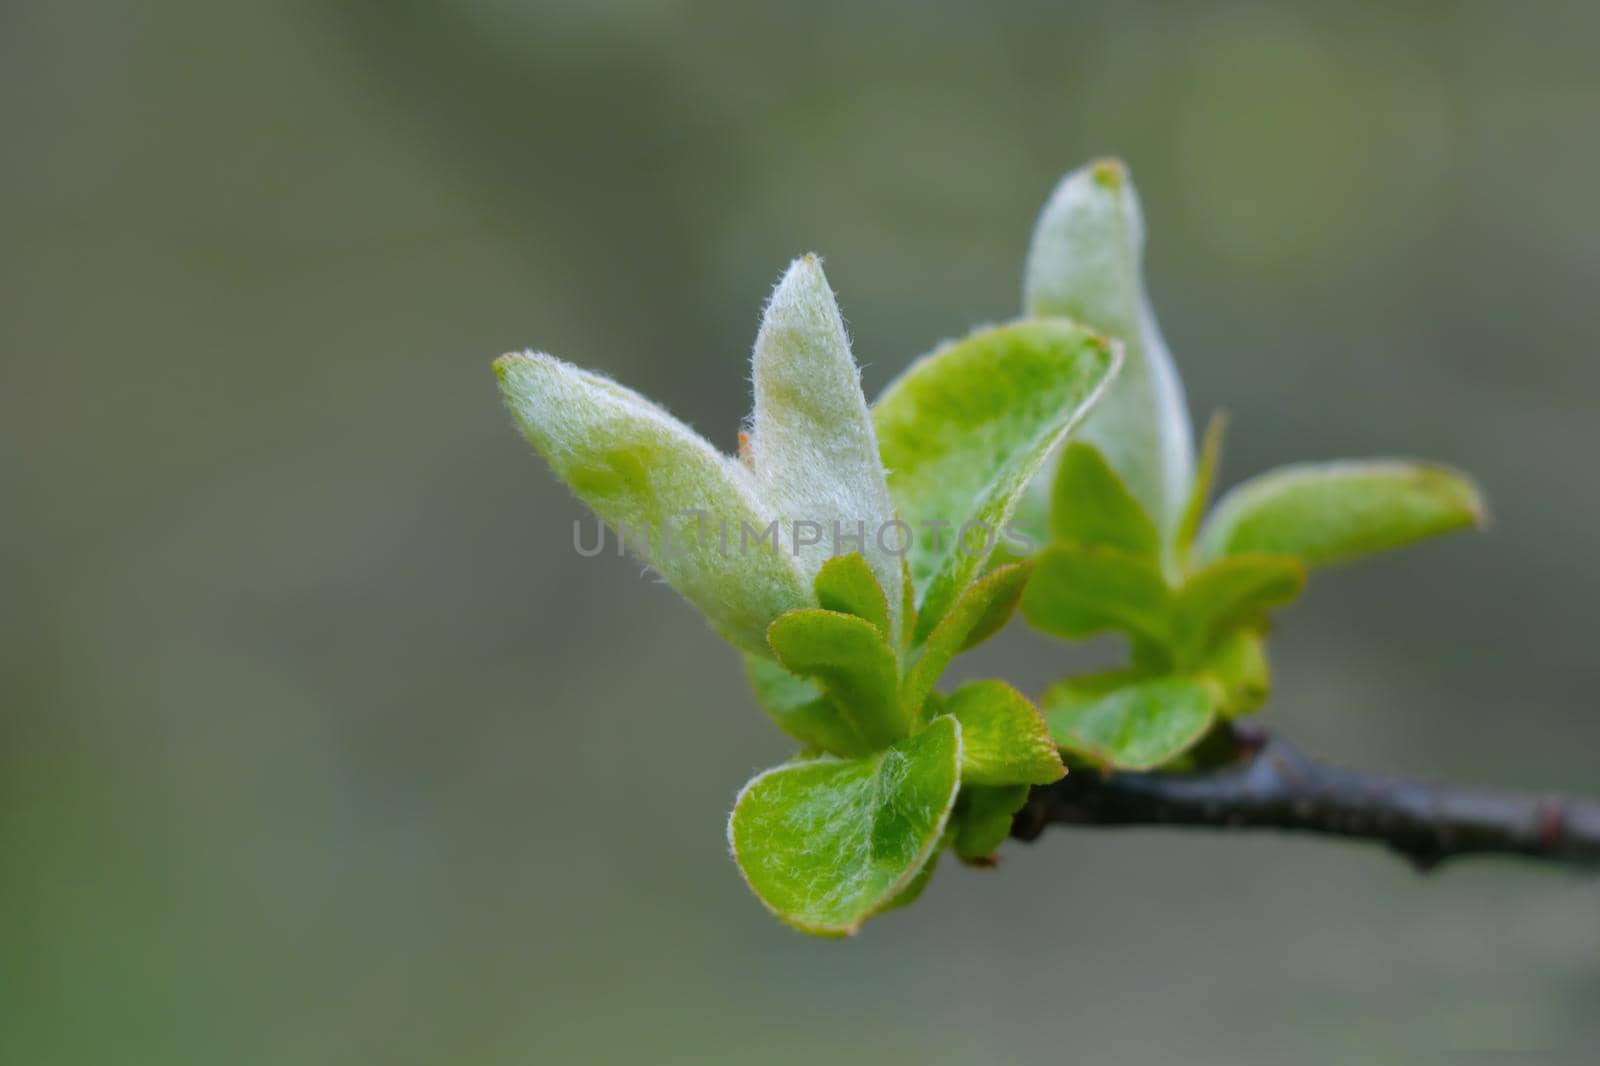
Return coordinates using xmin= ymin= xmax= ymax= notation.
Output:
xmin=1175 ymin=411 xmax=1227 ymax=564
xmin=951 ymin=784 xmax=1030 ymax=864
xmin=496 ymin=352 xmax=810 ymax=655
xmin=1043 ymin=676 xmax=1214 ymax=771
xmin=1024 ymin=159 xmax=1194 ymax=536
xmin=901 ymin=562 xmax=1032 ymax=724
xmin=812 ymin=553 xmax=891 ymax=643
xmin=1195 ymin=628 xmax=1271 ymax=717
xmin=1020 ymin=543 xmax=1171 ymax=646
xmin=1171 ymin=554 xmax=1305 ymax=662
xmin=873 ymin=319 xmax=1119 ymax=640
xmin=727 ymin=715 xmax=963 ymax=935
xmin=767 ymin=609 xmax=907 ymax=749
xmin=945 ymin=680 xmax=1065 ymax=786
xmin=750 ymin=256 xmax=904 ymax=642
xmin=743 ymin=653 xmax=874 ymax=758
xmin=1197 ymin=460 xmax=1486 ymax=567
xmin=1050 ymin=441 xmax=1160 ymax=558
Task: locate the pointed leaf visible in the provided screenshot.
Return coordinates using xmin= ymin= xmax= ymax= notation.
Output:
xmin=1050 ymin=441 xmax=1160 ymax=558
xmin=1175 ymin=411 xmax=1227 ymax=563
xmin=1197 ymin=460 xmax=1486 ymax=567
xmin=1171 ymin=554 xmax=1305 ymax=663
xmin=727 ymin=716 xmax=962 ymax=935
xmin=951 ymin=784 xmax=1030 ymax=864
xmin=945 ymin=680 xmax=1065 ymax=786
xmin=767 ymin=609 xmax=907 ymax=748
xmin=902 ymin=561 xmax=1031 ymax=723
xmin=1043 ymin=676 xmax=1214 ymax=771
xmin=496 ymin=352 xmax=809 ymax=655
xmin=750 ymin=256 xmax=903 ymax=642
xmin=873 ymin=319 xmax=1119 ymax=640
xmin=743 ymin=653 xmax=874 ymax=758
xmin=812 ymin=553 xmax=890 ymax=643
xmin=1024 ymin=159 xmax=1194 ymax=534
xmin=1020 ymin=543 xmax=1171 ymax=646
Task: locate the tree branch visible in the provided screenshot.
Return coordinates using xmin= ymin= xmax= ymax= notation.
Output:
xmin=1012 ymin=735 xmax=1600 ymax=870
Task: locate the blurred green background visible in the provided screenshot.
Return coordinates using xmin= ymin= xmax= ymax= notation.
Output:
xmin=5 ymin=2 xmax=1598 ymax=1062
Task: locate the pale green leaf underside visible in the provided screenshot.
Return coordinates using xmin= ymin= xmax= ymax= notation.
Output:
xmin=496 ymin=352 xmax=809 ymax=655
xmin=728 ymin=715 xmax=962 ymax=935
xmin=750 ymin=256 xmax=903 ymax=642
xmin=767 ymin=609 xmax=907 ymax=751
xmin=873 ymin=319 xmax=1118 ymax=641
xmin=1198 ymin=460 xmax=1485 ymax=568
xmin=1043 ymin=676 xmax=1214 ymax=771
xmin=1024 ymin=158 xmax=1193 ymax=536
xmin=945 ymin=679 xmax=1065 ymax=787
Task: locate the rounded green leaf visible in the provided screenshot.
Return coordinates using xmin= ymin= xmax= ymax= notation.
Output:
xmin=1042 ymin=676 xmax=1214 ymax=771
xmin=945 ymin=679 xmax=1065 ymax=787
xmin=873 ymin=319 xmax=1119 ymax=640
xmin=767 ymin=609 xmax=907 ymax=749
xmin=1197 ymin=460 xmax=1486 ymax=567
xmin=743 ymin=653 xmax=875 ymax=758
xmin=812 ymin=552 xmax=891 ymax=643
xmin=728 ymin=716 xmax=963 ymax=936
xmin=951 ymin=784 xmax=1031 ymax=864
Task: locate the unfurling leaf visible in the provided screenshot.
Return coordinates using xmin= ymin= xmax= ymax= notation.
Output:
xmin=812 ymin=552 xmax=892 ymax=643
xmin=873 ymin=320 xmax=1119 ymax=639
xmin=767 ymin=609 xmax=906 ymax=750
xmin=1175 ymin=411 xmax=1228 ymax=563
xmin=1024 ymin=158 xmax=1194 ymax=537
xmin=1171 ymin=554 xmax=1305 ymax=662
xmin=945 ymin=679 xmax=1065 ymax=786
xmin=1043 ymin=675 xmax=1214 ymax=770
xmin=750 ymin=257 xmax=904 ymax=642
xmin=1196 ymin=628 xmax=1271 ymax=717
xmin=1197 ymin=460 xmax=1485 ymax=567
xmin=496 ymin=352 xmax=809 ymax=655
xmin=728 ymin=716 xmax=962 ymax=935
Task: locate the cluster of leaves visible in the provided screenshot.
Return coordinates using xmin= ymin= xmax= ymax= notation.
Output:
xmin=495 ymin=159 xmax=1484 ymax=936
xmin=1016 ymin=161 xmax=1485 ymax=773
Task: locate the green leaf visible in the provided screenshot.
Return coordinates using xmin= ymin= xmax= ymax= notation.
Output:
xmin=1020 ymin=543 xmax=1171 ymax=646
xmin=743 ymin=653 xmax=875 ymax=758
xmin=812 ymin=553 xmax=890 ymax=643
xmin=1171 ymin=554 xmax=1305 ymax=662
xmin=1197 ymin=460 xmax=1486 ymax=568
xmin=1043 ymin=676 xmax=1214 ymax=771
xmin=727 ymin=715 xmax=963 ymax=935
xmin=901 ymin=561 xmax=1032 ymax=724
xmin=945 ymin=680 xmax=1065 ymax=786
xmin=1050 ymin=441 xmax=1160 ymax=558
xmin=873 ymin=319 xmax=1119 ymax=640
xmin=1024 ymin=159 xmax=1194 ymax=536
xmin=1195 ymin=628 xmax=1271 ymax=717
xmin=951 ymin=784 xmax=1030 ymax=864
xmin=1175 ymin=411 xmax=1227 ymax=564
xmin=496 ymin=352 xmax=809 ymax=655
xmin=767 ymin=609 xmax=907 ymax=749
xmin=749 ymin=256 xmax=904 ymax=642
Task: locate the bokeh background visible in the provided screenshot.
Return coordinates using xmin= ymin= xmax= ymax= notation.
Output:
xmin=5 ymin=2 xmax=1599 ymax=1062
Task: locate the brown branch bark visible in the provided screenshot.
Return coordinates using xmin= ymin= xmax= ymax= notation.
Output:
xmin=1012 ymin=735 xmax=1600 ymax=870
